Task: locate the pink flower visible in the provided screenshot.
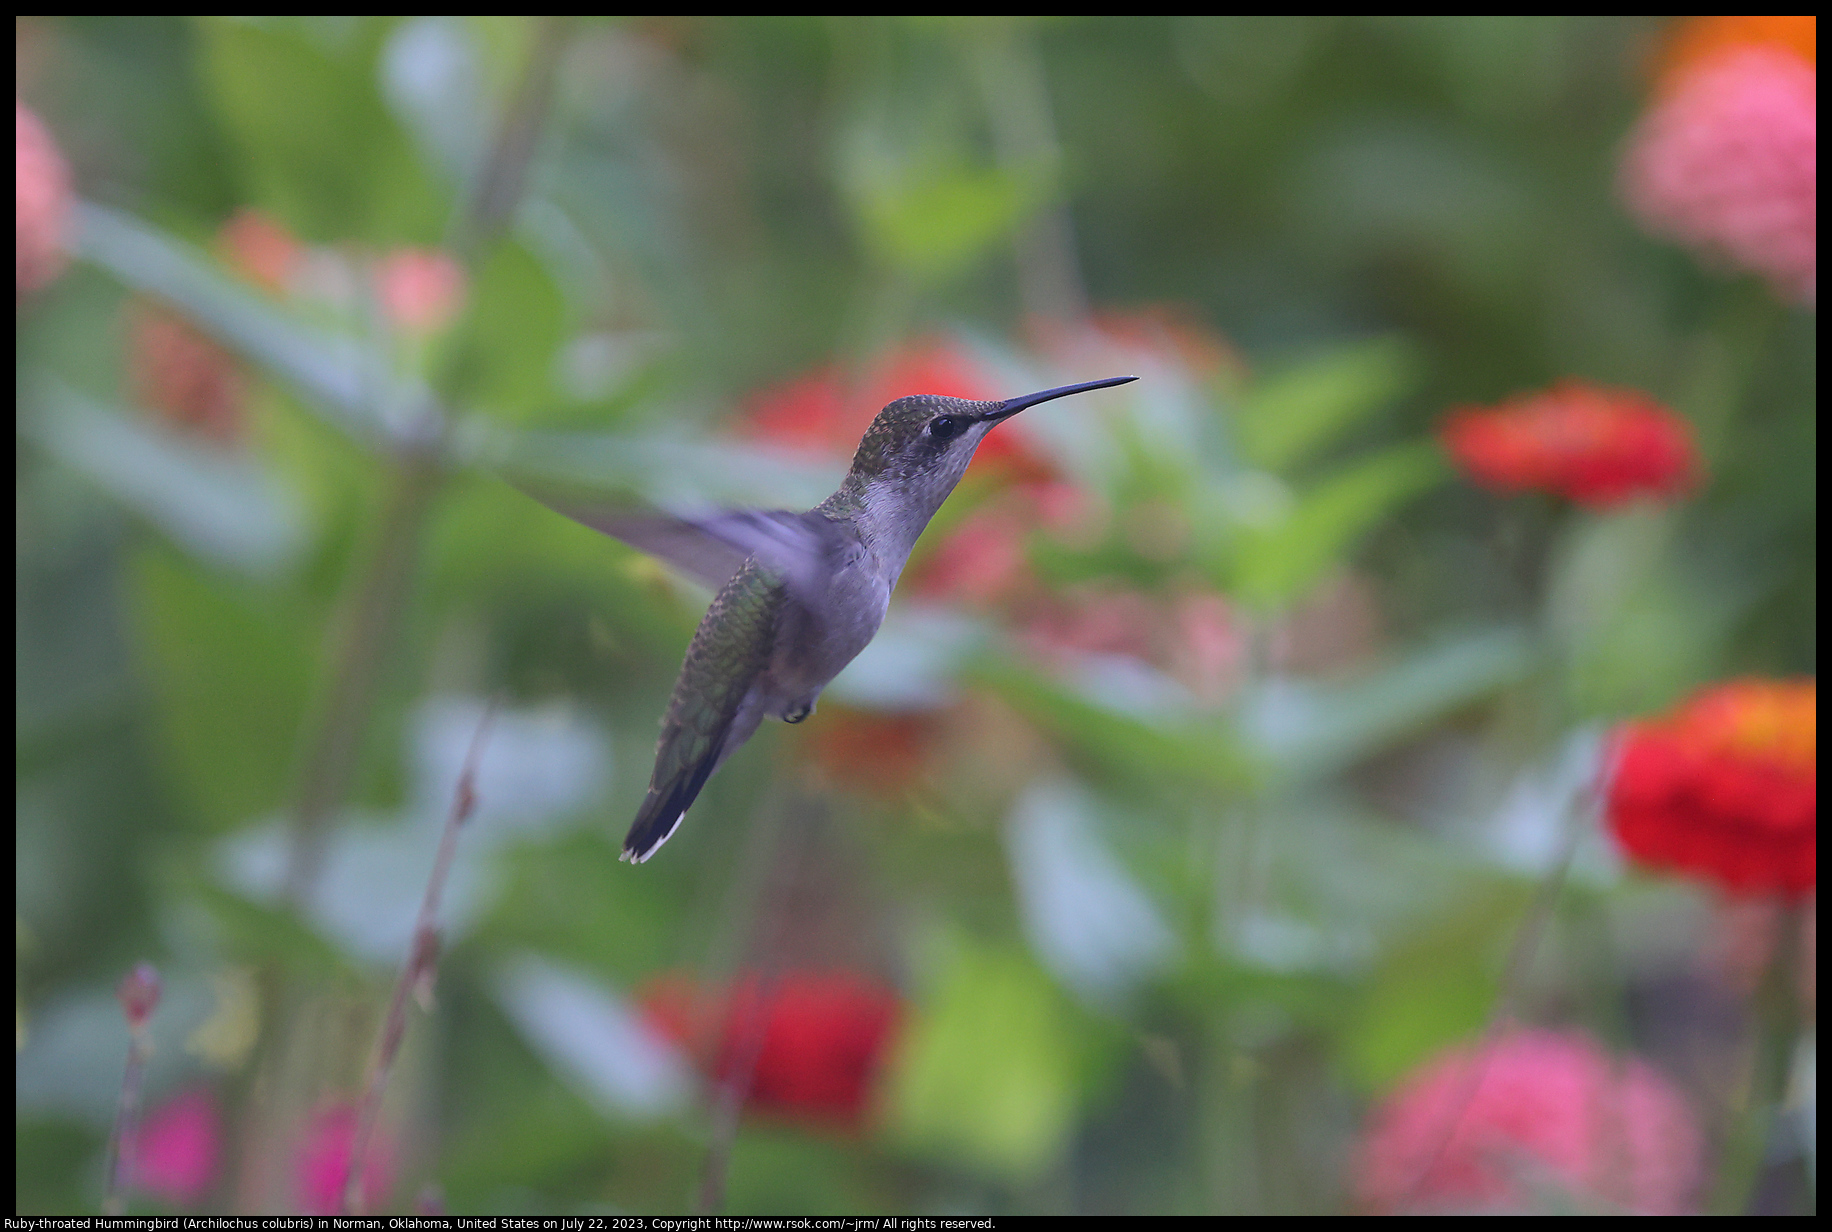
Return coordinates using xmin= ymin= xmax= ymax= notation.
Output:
xmin=1355 ymin=1029 xmax=1702 ymax=1214
xmin=294 ymin=1103 xmax=393 ymax=1215
xmin=17 ymin=100 xmax=71 ymax=298
xmin=1620 ymin=46 xmax=1816 ymax=305
xmin=374 ymin=248 xmax=466 ymax=336
xmin=129 ymin=1087 xmax=221 ymax=1206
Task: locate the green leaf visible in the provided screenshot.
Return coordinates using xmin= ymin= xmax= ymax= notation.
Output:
xmin=1235 ymin=336 xmax=1423 ymax=472
xmin=435 ymin=239 xmax=566 ymax=421
xmin=1231 ymin=441 xmax=1446 ymax=609
xmin=195 ymin=16 xmax=447 ymax=243
xmin=848 ymin=150 xmax=1051 ymax=283
xmin=969 ymin=657 xmax=1261 ymax=795
xmin=128 ymin=548 xmax=317 ymax=831
xmin=883 ymin=934 xmax=1086 ymax=1178
xmin=1242 ymin=626 xmax=1536 ymax=783
xmin=23 ymin=379 xmax=307 ymax=577
xmin=1340 ymin=886 xmax=1529 ymax=1093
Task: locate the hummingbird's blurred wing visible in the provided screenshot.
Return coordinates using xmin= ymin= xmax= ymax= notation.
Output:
xmin=512 ymin=484 xmax=850 ymax=598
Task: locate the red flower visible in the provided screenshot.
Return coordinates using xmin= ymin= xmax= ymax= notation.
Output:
xmin=1355 ymin=1029 xmax=1701 ymax=1214
xmin=128 ymin=1086 xmax=221 ymax=1207
xmin=1606 ymin=678 xmax=1816 ymax=896
xmin=908 ymin=495 xmax=1040 ymax=606
xmin=17 ymin=100 xmax=71 ymax=298
xmin=803 ymin=706 xmax=941 ymax=798
xmin=128 ymin=302 xmax=248 ymax=446
xmin=218 ymin=209 xmax=303 ymax=295
xmin=1439 ymin=380 xmax=1699 ymax=508
xmin=741 ymin=338 xmax=1056 ymax=488
xmin=294 ymin=1102 xmax=394 ymax=1215
xmin=639 ymin=970 xmax=902 ymax=1131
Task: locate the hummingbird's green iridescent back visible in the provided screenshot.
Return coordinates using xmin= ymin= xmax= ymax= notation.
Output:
xmin=622 ymin=556 xmax=787 ymax=861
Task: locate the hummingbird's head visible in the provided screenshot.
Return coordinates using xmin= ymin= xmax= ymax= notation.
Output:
xmin=845 ymin=375 xmax=1139 ymax=497
xmin=826 ymin=375 xmax=1137 ymax=564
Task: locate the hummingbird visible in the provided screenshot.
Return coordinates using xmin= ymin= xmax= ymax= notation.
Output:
xmin=520 ymin=374 xmax=1137 ymax=862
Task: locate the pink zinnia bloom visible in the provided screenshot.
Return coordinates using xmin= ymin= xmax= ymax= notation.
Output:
xmin=1355 ymin=1029 xmax=1702 ymax=1214
xmin=294 ymin=1103 xmax=393 ymax=1215
xmin=375 ymin=248 xmax=467 ymax=336
xmin=129 ymin=1087 xmax=221 ymax=1206
xmin=17 ymin=100 xmax=71 ymax=297
xmin=1620 ymin=46 xmax=1816 ymax=305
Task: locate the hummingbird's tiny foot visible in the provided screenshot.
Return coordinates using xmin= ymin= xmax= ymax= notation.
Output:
xmin=782 ymin=703 xmax=813 ymax=724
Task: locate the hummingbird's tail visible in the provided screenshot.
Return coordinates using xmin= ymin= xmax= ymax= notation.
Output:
xmin=620 ymin=758 xmax=715 ymax=863
xmin=621 ymin=689 xmax=768 ymax=864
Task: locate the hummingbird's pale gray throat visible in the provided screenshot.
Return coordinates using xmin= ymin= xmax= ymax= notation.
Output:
xmin=521 ymin=374 xmax=1137 ymax=863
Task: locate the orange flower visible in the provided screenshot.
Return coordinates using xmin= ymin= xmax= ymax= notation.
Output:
xmin=1440 ymin=381 xmax=1699 ymax=508
xmin=218 ymin=209 xmax=303 ymax=295
xmin=1651 ymin=16 xmax=1816 ymax=94
xmin=1029 ymin=305 xmax=1245 ymax=386
xmin=1606 ymin=678 xmax=1816 ymax=896
xmin=639 ymin=970 xmax=902 ymax=1131
xmin=741 ymin=338 xmax=1057 ymax=488
xmin=17 ymin=100 xmax=71 ymax=298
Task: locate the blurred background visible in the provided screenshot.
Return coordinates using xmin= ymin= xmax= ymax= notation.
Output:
xmin=16 ymin=16 xmax=1815 ymax=1216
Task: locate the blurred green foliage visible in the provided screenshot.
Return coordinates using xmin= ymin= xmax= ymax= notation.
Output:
xmin=16 ymin=15 xmax=1814 ymax=1216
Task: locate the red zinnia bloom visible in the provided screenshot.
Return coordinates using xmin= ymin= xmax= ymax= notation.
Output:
xmin=1620 ymin=18 xmax=1816 ymax=305
xmin=639 ymin=970 xmax=902 ymax=1131
xmin=128 ymin=1086 xmax=222 ymax=1207
xmin=17 ymin=100 xmax=71 ymax=298
xmin=1355 ymin=1029 xmax=1702 ymax=1215
xmin=128 ymin=302 xmax=248 ymax=446
xmin=741 ymin=338 xmax=1055 ymax=488
xmin=1439 ymin=380 xmax=1699 ymax=508
xmin=803 ymin=706 xmax=941 ymax=797
xmin=1606 ymin=678 xmax=1816 ymax=896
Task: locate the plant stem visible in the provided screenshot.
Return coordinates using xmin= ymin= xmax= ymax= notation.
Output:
xmin=284 ymin=447 xmax=444 ymax=905
xmin=1709 ymin=898 xmax=1805 ymax=1215
xmin=340 ymin=701 xmax=496 ymax=1215
xmin=102 ymin=1023 xmax=151 ymax=1215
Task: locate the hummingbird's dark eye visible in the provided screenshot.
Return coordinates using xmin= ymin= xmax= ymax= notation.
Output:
xmin=927 ymin=415 xmax=963 ymax=441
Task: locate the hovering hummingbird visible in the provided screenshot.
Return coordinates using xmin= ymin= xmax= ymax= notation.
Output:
xmin=521 ymin=374 xmax=1137 ymax=862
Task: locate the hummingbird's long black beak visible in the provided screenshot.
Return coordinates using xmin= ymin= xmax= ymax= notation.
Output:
xmin=983 ymin=375 xmax=1138 ymax=422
